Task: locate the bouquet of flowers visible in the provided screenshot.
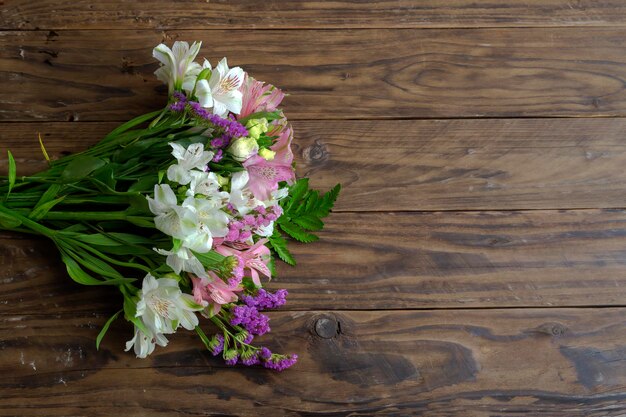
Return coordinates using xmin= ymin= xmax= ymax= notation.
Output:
xmin=1 ymin=41 xmax=339 ymax=371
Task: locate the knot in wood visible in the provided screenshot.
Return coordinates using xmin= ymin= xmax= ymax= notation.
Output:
xmin=536 ymin=322 xmax=568 ymax=337
xmin=314 ymin=316 xmax=339 ymax=339
xmin=302 ymin=140 xmax=329 ymax=164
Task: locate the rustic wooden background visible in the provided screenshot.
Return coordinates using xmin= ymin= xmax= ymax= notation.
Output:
xmin=2 ymin=1 xmax=626 ymax=416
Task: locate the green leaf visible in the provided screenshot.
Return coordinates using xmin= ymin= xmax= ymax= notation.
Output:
xmin=192 ymin=250 xmax=226 ymax=269
xmin=0 ymin=211 xmax=22 ymax=228
xmin=34 ymin=183 xmax=63 ymax=208
xmin=293 ymin=214 xmax=324 ymax=231
xmin=317 ymin=183 xmax=341 ymax=217
xmin=60 ymin=251 xmax=107 ymax=286
xmin=61 ymin=156 xmax=106 ymax=183
xmin=6 ymin=151 xmax=16 ymax=197
xmin=128 ymin=175 xmax=159 ymax=193
xmin=195 ymin=326 xmax=211 ymax=350
xmin=268 ymin=231 xmax=296 ymax=266
xmin=279 ymin=220 xmax=319 ymax=243
xmin=101 ymin=109 xmax=163 ymax=144
xmin=96 ymin=310 xmax=122 ymax=350
xmin=284 ymin=178 xmax=309 ymax=213
xmin=92 ymin=164 xmax=118 ymax=191
xmin=123 ymin=295 xmax=149 ymax=335
xmin=126 ymin=216 xmax=154 ymax=228
xmin=29 ymin=195 xmax=66 ymax=221
xmin=38 ymin=133 xmax=51 ymax=163
xmin=237 ymin=110 xmax=283 ymax=125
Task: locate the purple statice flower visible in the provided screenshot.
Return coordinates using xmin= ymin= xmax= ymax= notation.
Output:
xmin=187 ymin=101 xmax=248 ymax=139
xmin=209 ymin=334 xmax=224 ymax=356
xmin=244 ymin=334 xmax=254 ymax=344
xmin=230 ymin=305 xmax=270 ymax=336
xmin=240 ymin=351 xmax=260 ymax=366
xmin=242 ymin=289 xmax=288 ymax=310
xmin=225 ymin=355 xmax=239 ymax=366
xmin=212 ymin=149 xmax=223 ymax=162
xmin=168 ymin=92 xmax=187 ymax=112
xmin=259 ymin=347 xmax=272 ymax=359
xmin=210 ymin=134 xmax=231 ymax=149
xmin=263 ymin=354 xmax=298 ymax=372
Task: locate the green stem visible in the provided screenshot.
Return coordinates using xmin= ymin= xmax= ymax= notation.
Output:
xmin=0 ymin=203 xmax=56 ymax=238
xmin=69 ymin=238 xmax=152 ymax=273
xmin=43 ymin=211 xmax=129 ymax=221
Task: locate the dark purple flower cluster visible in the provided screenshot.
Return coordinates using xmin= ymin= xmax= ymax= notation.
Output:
xmin=226 ymin=346 xmax=297 ymax=371
xmin=241 ymin=289 xmax=288 ymax=310
xmin=240 ymin=351 xmax=261 ymax=366
xmin=261 ymin=350 xmax=298 ymax=371
xmin=225 ymin=355 xmax=238 ymax=366
xmin=186 ymin=101 xmax=248 ymax=138
xmin=168 ymin=92 xmax=187 ymax=112
xmin=230 ymin=305 xmax=270 ymax=336
xmin=209 ymin=334 xmax=224 ymax=356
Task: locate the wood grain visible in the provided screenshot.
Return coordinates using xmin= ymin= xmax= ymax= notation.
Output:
xmin=4 ymin=1 xmax=626 ymax=30
xmin=2 ymin=209 xmax=626 ymax=313
xmin=5 ymin=28 xmax=626 ymax=121
xmin=2 ymin=308 xmax=626 ymax=416
xmin=3 ymin=118 xmax=626 ymax=211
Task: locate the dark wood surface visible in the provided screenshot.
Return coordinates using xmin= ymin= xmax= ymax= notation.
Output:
xmin=2 ymin=2 xmax=626 ymax=416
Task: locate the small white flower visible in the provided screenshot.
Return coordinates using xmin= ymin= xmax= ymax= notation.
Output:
xmin=228 ymin=171 xmax=263 ymax=215
xmin=181 ymin=197 xmax=230 ymax=252
xmin=155 ymin=246 xmax=207 ymax=278
xmin=256 ymin=221 xmax=274 ymax=237
xmin=135 ymin=274 xmax=203 ymax=334
xmin=167 ymin=143 xmax=214 ymax=185
xmin=153 ymin=41 xmax=202 ymax=94
xmin=200 ymin=58 xmax=244 ymax=117
xmin=186 ymin=170 xmax=227 ymax=199
xmin=147 ymin=184 xmax=197 ymax=239
xmin=125 ymin=325 xmax=168 ymax=359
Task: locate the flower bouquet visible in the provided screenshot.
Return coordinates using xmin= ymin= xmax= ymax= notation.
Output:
xmin=1 ymin=41 xmax=339 ymax=370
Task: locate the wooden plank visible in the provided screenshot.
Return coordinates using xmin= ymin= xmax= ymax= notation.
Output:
xmin=1 ymin=308 xmax=626 ymax=416
xmin=4 ymin=28 xmax=626 ymax=121
xmin=3 ymin=1 xmax=626 ymax=30
xmin=3 ymin=119 xmax=626 ymax=211
xmin=2 ymin=209 xmax=626 ymax=313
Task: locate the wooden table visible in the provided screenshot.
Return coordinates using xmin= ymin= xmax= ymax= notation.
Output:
xmin=2 ymin=1 xmax=626 ymax=416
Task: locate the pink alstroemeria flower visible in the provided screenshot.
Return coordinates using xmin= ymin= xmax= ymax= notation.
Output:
xmin=191 ymin=272 xmax=242 ymax=315
xmin=242 ymin=126 xmax=295 ymax=201
xmin=215 ymin=239 xmax=272 ymax=287
xmin=237 ymin=74 xmax=285 ymax=119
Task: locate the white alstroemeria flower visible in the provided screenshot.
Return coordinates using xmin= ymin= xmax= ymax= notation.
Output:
xmin=228 ymin=171 xmax=263 ymax=215
xmin=181 ymin=197 xmax=230 ymax=252
xmin=256 ymin=221 xmax=274 ymax=238
xmin=155 ymin=246 xmax=207 ymax=278
xmin=153 ymin=41 xmax=202 ymax=93
xmin=167 ymin=143 xmax=214 ymax=185
xmin=125 ymin=325 xmax=169 ymax=359
xmin=197 ymin=58 xmax=244 ymax=117
xmin=135 ymin=274 xmax=203 ymax=334
xmin=186 ymin=170 xmax=227 ymax=200
xmin=147 ymin=184 xmax=196 ymax=239
xmin=195 ymin=59 xmax=214 ymax=109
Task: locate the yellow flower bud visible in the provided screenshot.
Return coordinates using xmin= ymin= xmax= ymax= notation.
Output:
xmin=258 ymin=148 xmax=276 ymax=161
xmin=245 ymin=118 xmax=269 ymax=140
